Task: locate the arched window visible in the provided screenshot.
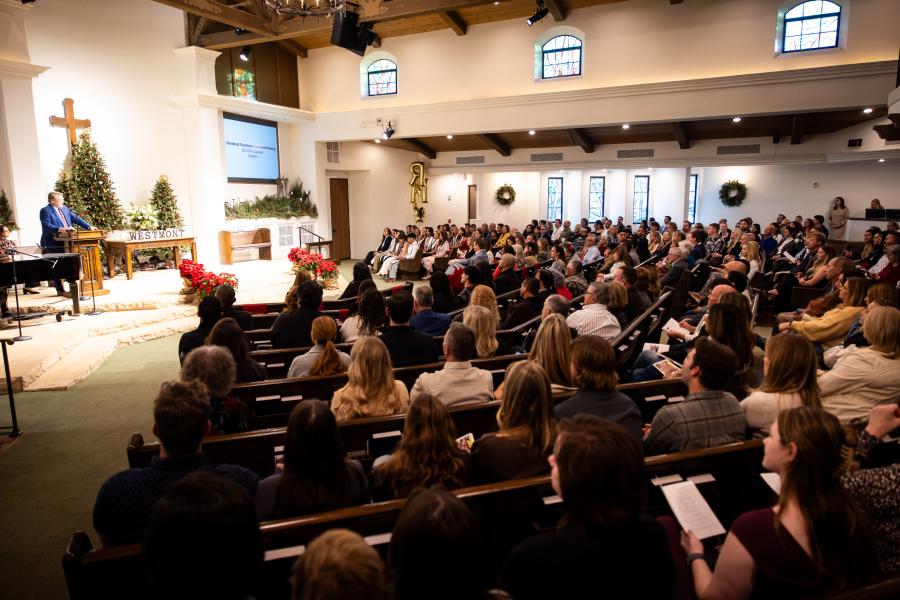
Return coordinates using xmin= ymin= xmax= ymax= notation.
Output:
xmin=367 ymin=59 xmax=397 ymax=96
xmin=782 ymin=1 xmax=842 ymax=53
xmin=541 ymin=35 xmax=582 ymax=79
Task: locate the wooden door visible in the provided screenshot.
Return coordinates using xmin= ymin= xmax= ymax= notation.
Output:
xmin=329 ymin=178 xmax=351 ymax=260
xmin=468 ymin=185 xmax=477 ymax=222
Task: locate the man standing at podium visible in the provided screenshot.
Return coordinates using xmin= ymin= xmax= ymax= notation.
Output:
xmin=37 ymin=191 xmax=93 ymax=295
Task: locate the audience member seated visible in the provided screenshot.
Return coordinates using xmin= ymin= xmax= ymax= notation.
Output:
xmin=256 ymin=401 xmax=368 ymax=520
xmin=429 ymin=271 xmax=458 ymax=313
xmin=93 ymin=380 xmax=258 ymax=546
xmin=564 ymin=259 xmax=589 ymax=297
xmin=841 ymin=404 xmax=900 ymax=576
xmin=874 ymin=244 xmax=900 ymax=285
xmin=409 ymin=284 xmax=452 ymax=336
xmin=364 ymin=227 xmax=395 ymax=269
xmin=371 ymin=394 xmax=471 ymax=501
xmin=143 ymin=471 xmax=262 ymax=600
xmin=566 ymin=281 xmax=621 ymax=341
xmin=500 ymin=313 xmax=576 ymax=401
xmin=271 ymin=280 xmax=324 ymax=349
xmin=388 ymin=487 xmax=488 ymax=600
xmin=178 ymin=296 xmax=221 ymax=364
xmin=613 ymin=265 xmax=647 ymax=322
xmin=498 ymin=416 xmax=674 ymax=600
xmin=644 ymin=338 xmax=747 ymax=454
xmin=340 ymin=285 xmax=386 ymax=343
xmin=215 ymin=284 xmax=252 ymax=330
xmin=471 ymin=361 xmax=556 ymax=484
xmin=446 ymin=238 xmax=489 ymax=276
xmin=341 ymin=262 xmax=373 ymax=300
xmin=456 ymin=265 xmax=481 ymax=306
xmin=469 ymin=284 xmax=501 ymax=323
xmin=680 ymin=407 xmax=876 ymax=599
xmin=820 ymin=306 xmax=900 ymax=423
xmin=554 ymin=336 xmax=642 ymax=442
xmin=493 ymin=254 xmax=521 ymax=295
xmin=331 ymin=337 xmax=409 ymax=421
xmin=290 ymin=529 xmax=386 ymax=600
xmin=288 ymin=316 xmax=350 ymax=378
xmin=660 ymin=246 xmax=690 ymax=288
xmin=606 ymin=282 xmax=630 ymax=328
xmin=778 ymin=276 xmax=868 ymax=348
xmin=741 ymin=333 xmax=821 ymax=435
xmin=823 ymin=282 xmax=899 ymax=367
xmin=501 ymin=276 xmax=542 ymax=330
xmin=207 ymin=317 xmax=267 ymax=383
xmin=379 ymin=290 xmax=440 ymax=367
xmin=462 ymin=305 xmax=499 ymax=359
xmin=410 ymin=323 xmax=493 ymax=406
xmin=180 ymin=345 xmax=247 ymax=433
xmin=636 ymin=265 xmax=660 ymax=304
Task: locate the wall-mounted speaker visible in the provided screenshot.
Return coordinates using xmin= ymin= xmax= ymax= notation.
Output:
xmin=330 ymin=11 xmax=376 ymax=57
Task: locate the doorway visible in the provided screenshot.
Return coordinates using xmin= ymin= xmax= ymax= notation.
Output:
xmin=329 ymin=178 xmax=351 ymax=260
xmin=467 ymin=185 xmax=477 ymax=222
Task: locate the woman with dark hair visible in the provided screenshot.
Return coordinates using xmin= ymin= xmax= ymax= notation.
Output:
xmin=827 ymin=197 xmax=849 ymax=240
xmin=340 ymin=287 xmax=387 ymax=343
xmin=681 ymin=407 xmax=875 ymax=598
xmin=206 ymin=317 xmax=267 ymax=382
xmin=429 ymin=271 xmax=458 ymax=314
xmin=340 ymin=262 xmax=373 ymax=300
xmin=272 ymin=280 xmax=324 ymax=349
xmin=255 ymin=400 xmax=369 ymax=520
xmin=388 ymin=487 xmax=487 ymax=600
xmin=370 ymin=393 xmax=470 ymax=500
xmin=456 ymin=265 xmax=481 ymax=306
xmin=498 ymin=416 xmax=674 ymax=600
xmin=288 ymin=316 xmax=350 ymax=378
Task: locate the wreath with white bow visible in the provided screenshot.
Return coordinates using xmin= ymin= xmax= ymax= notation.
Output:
xmin=495 ymin=184 xmax=516 ymax=206
xmin=719 ymin=180 xmax=748 ymax=207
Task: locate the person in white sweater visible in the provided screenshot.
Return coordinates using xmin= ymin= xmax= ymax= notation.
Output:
xmin=741 ymin=333 xmax=821 ymax=434
xmin=820 ymin=306 xmax=900 ymax=423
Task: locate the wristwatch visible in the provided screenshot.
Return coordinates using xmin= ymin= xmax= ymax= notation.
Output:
xmin=687 ymin=552 xmax=706 ymax=567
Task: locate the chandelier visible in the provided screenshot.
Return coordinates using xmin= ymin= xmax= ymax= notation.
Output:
xmin=263 ymin=0 xmax=347 ymax=18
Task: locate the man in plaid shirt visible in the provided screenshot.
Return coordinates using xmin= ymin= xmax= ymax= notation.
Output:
xmin=644 ymin=337 xmax=747 ymax=455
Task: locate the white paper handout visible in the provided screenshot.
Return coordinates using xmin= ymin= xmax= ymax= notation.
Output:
xmin=760 ymin=472 xmax=782 ymax=495
xmin=661 ymin=481 xmax=726 ymax=540
xmin=663 ymin=318 xmax=691 ymax=339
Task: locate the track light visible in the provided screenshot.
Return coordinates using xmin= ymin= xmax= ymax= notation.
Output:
xmin=526 ymin=1 xmax=548 ymax=26
xmin=377 ymin=118 xmax=395 ymax=140
xmin=732 ymin=116 xmax=742 ymax=123
xmin=863 ymin=107 xmax=873 ymax=114
xmin=239 ymin=46 xmax=251 ymax=62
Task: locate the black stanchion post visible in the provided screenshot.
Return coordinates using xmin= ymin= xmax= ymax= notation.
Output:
xmin=1 ymin=339 xmax=22 ymax=437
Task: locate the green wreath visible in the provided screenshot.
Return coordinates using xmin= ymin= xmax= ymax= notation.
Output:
xmin=495 ymin=184 xmax=516 ymax=206
xmin=719 ymin=180 xmax=748 ymax=207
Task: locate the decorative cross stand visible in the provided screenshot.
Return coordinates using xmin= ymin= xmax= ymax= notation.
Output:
xmin=49 ymin=98 xmax=91 ymax=147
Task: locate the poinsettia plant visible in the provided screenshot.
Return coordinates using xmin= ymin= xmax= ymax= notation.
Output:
xmin=179 ymin=259 xmax=238 ymax=299
xmin=288 ymin=247 xmax=339 ymax=279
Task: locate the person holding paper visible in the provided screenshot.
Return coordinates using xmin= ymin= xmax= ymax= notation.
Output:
xmin=498 ymin=416 xmax=674 ymax=600
xmin=680 ymin=407 xmax=876 ymax=599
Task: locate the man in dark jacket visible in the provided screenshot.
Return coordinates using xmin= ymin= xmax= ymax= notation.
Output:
xmin=613 ymin=265 xmax=648 ymax=322
xmin=270 ymin=280 xmax=323 ymax=349
xmin=501 ymin=277 xmax=542 ymax=330
xmin=215 ymin=284 xmax=253 ymax=330
xmin=379 ymin=289 xmax=440 ymax=367
xmin=178 ymin=296 xmax=221 ymax=364
xmin=494 ymin=254 xmax=521 ymax=296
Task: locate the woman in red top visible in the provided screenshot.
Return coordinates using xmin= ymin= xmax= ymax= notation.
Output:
xmin=681 ymin=406 xmax=875 ymax=599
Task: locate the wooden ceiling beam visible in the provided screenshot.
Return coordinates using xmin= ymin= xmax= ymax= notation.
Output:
xmin=545 ymin=0 xmax=566 ymax=21
xmin=567 ymin=128 xmax=594 ymax=153
xmin=438 ymin=11 xmax=468 ymax=35
xmin=790 ymin=113 xmax=806 ymax=145
xmin=671 ymin=122 xmax=690 ymax=150
xmin=199 ymin=0 xmax=497 ymax=50
xmin=152 ymin=0 xmax=274 ymax=35
xmin=404 ymin=138 xmax=438 ymax=159
xmin=277 ymin=39 xmax=309 ymax=59
xmin=480 ymin=133 xmax=511 ymax=157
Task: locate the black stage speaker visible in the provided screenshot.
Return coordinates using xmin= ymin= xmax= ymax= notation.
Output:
xmin=330 ymin=11 xmax=376 ymax=56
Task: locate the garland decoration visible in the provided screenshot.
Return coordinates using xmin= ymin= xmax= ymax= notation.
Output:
xmin=495 ymin=184 xmax=516 ymax=206
xmin=719 ymin=180 xmax=748 ymax=207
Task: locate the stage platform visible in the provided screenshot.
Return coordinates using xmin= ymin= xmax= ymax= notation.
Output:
xmin=0 ymin=258 xmax=348 ymax=392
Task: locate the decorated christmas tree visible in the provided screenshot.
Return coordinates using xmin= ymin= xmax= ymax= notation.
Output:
xmin=149 ymin=175 xmax=184 ymax=229
xmin=0 ymin=188 xmax=15 ymax=228
xmin=53 ymin=170 xmax=87 ymax=218
xmin=70 ymin=130 xmax=125 ymax=229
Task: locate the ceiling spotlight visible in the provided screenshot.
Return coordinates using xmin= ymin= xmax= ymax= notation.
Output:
xmin=528 ymin=130 xmax=536 ymax=135
xmin=377 ymin=118 xmax=395 ymax=140
xmin=526 ymin=1 xmax=549 ymax=26
xmin=374 ymin=139 xmax=381 ymax=144
xmin=648 ymin=167 xmax=653 ymax=171
xmin=863 ymin=107 xmax=873 ymax=114
xmin=239 ymin=46 xmax=252 ymax=62
xmin=732 ymin=116 xmax=742 ymax=123
xmin=447 ymin=134 xmax=454 ymax=139
xmin=878 ymin=158 xmax=885 ymax=163
xmin=622 ymin=124 xmax=630 ymax=130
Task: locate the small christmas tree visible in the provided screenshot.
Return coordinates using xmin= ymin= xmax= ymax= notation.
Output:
xmin=149 ymin=175 xmax=184 ymax=229
xmin=53 ymin=170 xmax=88 ymax=218
xmin=70 ymin=130 xmax=125 ymax=229
xmin=0 ymin=188 xmax=15 ymax=228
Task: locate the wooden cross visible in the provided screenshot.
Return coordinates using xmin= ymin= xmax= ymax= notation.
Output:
xmin=49 ymin=98 xmax=91 ymax=147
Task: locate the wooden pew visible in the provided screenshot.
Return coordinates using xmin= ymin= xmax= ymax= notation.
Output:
xmin=236 ymin=282 xmax=413 ymax=316
xmin=219 ymin=228 xmax=272 ymax=265
xmin=609 ymin=290 xmax=672 ymax=372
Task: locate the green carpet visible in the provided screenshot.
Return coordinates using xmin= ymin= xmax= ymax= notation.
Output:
xmin=0 ymin=334 xmax=181 ymax=599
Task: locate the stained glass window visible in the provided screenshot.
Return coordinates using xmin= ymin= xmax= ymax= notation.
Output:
xmin=548 ymin=177 xmax=563 ymax=222
xmin=542 ymin=35 xmax=582 ymax=79
xmin=367 ymin=59 xmax=397 ymax=96
xmin=228 ymin=68 xmax=256 ymax=100
xmin=687 ymin=174 xmax=699 ymax=223
xmin=588 ymin=176 xmax=605 ymax=222
xmin=632 ymin=176 xmax=649 ymax=224
xmin=783 ymin=1 xmax=841 ymax=53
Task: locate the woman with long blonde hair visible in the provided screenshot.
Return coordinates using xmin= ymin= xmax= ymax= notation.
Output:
xmin=463 ymin=304 xmax=499 ymax=358
xmin=469 ymin=284 xmax=500 ymax=323
xmin=740 ymin=240 xmax=762 ymax=280
xmin=495 ymin=314 xmax=575 ymax=401
xmin=331 ymin=337 xmax=409 ymax=421
xmin=740 ymin=333 xmax=821 ymax=434
xmin=288 ymin=316 xmax=350 ymax=378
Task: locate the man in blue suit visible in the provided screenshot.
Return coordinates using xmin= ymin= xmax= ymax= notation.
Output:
xmin=410 ymin=284 xmax=451 ymax=336
xmin=38 ymin=191 xmax=93 ymax=295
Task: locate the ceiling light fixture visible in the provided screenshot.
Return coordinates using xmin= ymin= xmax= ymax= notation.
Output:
xmin=263 ymin=0 xmax=346 ymax=18
xmin=622 ymin=124 xmax=630 ymax=130
xmin=377 ymin=118 xmax=395 ymax=140
xmin=732 ymin=116 xmax=742 ymax=123
xmin=528 ymin=130 xmax=536 ymax=135
xmin=447 ymin=135 xmax=454 ymax=139
xmin=374 ymin=139 xmax=381 ymax=144
xmin=863 ymin=107 xmax=874 ymax=114
xmin=239 ymin=46 xmax=252 ymax=62
xmin=878 ymin=158 xmax=885 ymax=163
xmin=526 ymin=0 xmax=549 ymax=26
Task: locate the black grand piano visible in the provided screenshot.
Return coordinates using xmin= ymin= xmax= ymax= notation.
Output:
xmin=0 ymin=253 xmax=83 ymax=314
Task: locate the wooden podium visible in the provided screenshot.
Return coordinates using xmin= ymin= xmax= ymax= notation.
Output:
xmin=55 ymin=229 xmax=109 ymax=296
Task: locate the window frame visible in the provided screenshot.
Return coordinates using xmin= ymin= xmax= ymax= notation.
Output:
xmin=632 ymin=175 xmax=650 ymax=225
xmin=540 ymin=34 xmax=583 ymax=80
xmin=547 ymin=177 xmax=564 ymax=222
xmin=687 ymin=174 xmax=699 ymax=223
xmin=588 ymin=176 xmax=606 ymax=222
xmin=775 ymin=0 xmax=848 ymax=57
xmin=782 ymin=1 xmax=842 ymax=53
xmin=366 ymin=58 xmax=398 ymax=97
